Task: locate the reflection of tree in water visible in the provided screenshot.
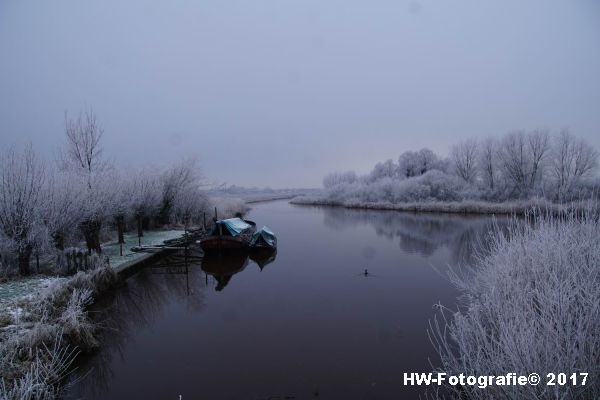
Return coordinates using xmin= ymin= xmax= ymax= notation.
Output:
xmin=322 ymin=207 xmax=507 ymax=264
xmin=66 ymin=249 xmax=207 ymax=398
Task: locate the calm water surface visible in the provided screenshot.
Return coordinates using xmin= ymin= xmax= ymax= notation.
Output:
xmin=64 ymin=200 xmax=500 ymax=400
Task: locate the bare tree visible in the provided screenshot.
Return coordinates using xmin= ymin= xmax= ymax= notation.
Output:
xmin=479 ymin=137 xmax=496 ymax=190
xmin=64 ymin=109 xmax=105 ymax=182
xmin=497 ymin=131 xmax=530 ymax=196
xmin=451 ymin=138 xmax=478 ymax=183
xmin=527 ymin=129 xmax=550 ymax=189
xmin=0 ymin=145 xmax=45 ymax=275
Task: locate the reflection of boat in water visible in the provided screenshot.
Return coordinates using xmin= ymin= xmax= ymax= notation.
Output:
xmin=201 ymin=251 xmax=249 ymax=291
xmin=249 ymin=248 xmax=277 ymax=271
xmin=199 ymin=218 xmax=256 ymax=251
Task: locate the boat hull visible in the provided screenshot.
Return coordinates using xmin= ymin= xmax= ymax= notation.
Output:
xmin=199 ymin=236 xmax=248 ymax=251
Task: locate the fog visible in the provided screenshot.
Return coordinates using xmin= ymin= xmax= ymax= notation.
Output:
xmin=1 ymin=0 xmax=599 ymax=187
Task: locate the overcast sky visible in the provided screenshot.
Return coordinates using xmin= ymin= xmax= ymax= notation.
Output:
xmin=1 ymin=0 xmax=599 ymax=188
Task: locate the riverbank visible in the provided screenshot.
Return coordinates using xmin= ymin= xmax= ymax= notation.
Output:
xmin=0 ymin=228 xmax=198 ymax=399
xmin=291 ymin=196 xmax=597 ymax=216
xmin=0 ymin=260 xmax=119 ymax=399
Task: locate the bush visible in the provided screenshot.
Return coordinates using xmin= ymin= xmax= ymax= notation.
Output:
xmin=430 ymin=208 xmax=600 ymax=399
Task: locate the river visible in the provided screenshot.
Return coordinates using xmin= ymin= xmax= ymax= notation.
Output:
xmin=64 ymin=200 xmax=501 ymax=400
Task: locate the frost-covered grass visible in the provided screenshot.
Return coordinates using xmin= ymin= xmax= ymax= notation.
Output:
xmin=292 ymin=195 xmax=598 ymax=216
xmin=0 ymin=277 xmax=66 ymax=310
xmin=429 ymin=209 xmax=600 ymax=399
xmin=0 ymin=259 xmax=118 ymax=399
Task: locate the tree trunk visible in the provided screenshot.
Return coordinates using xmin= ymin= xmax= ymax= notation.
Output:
xmin=158 ymin=200 xmax=172 ymax=226
xmin=137 ymin=213 xmax=144 ymax=238
xmin=51 ymin=232 xmax=65 ymax=251
xmin=115 ymin=215 xmax=125 ymax=244
xmin=18 ymin=245 xmax=32 ymax=276
xmin=81 ymin=219 xmax=102 ymax=254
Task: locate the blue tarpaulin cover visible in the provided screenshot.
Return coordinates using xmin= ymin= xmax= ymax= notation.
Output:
xmin=212 ymin=218 xmax=252 ymax=237
xmin=250 ymin=226 xmax=277 ymax=248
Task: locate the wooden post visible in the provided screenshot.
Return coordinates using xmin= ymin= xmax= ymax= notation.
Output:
xmin=214 ymin=206 xmax=218 ymax=220
xmin=203 ymin=212 xmax=206 ymax=230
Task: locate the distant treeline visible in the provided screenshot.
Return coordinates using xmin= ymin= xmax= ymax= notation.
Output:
xmin=0 ymin=109 xmax=233 ymax=276
xmin=317 ymin=129 xmax=598 ymax=205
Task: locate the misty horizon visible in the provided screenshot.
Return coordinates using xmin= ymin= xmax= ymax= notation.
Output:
xmin=2 ymin=0 xmax=599 ymax=188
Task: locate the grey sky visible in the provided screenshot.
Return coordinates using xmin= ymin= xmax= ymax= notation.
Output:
xmin=1 ymin=0 xmax=599 ymax=188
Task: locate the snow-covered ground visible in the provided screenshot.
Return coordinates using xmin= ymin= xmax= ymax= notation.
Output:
xmin=0 ymin=230 xmax=185 ymax=308
xmin=103 ymin=229 xmax=185 ymax=268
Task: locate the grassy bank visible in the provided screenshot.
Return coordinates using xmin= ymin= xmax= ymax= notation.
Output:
xmin=291 ymin=196 xmax=598 ymax=216
xmin=0 ymin=258 xmax=119 ymax=399
xmin=429 ymin=209 xmax=600 ymax=399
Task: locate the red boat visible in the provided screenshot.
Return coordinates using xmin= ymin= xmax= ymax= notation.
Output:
xmin=199 ymin=218 xmax=256 ymax=251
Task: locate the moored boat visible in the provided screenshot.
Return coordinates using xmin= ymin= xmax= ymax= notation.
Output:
xmin=199 ymin=218 xmax=256 ymax=251
xmin=249 ymin=226 xmax=277 ymax=250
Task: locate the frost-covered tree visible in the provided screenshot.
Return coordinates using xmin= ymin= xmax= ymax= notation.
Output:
xmin=63 ymin=109 xmax=107 ymax=186
xmin=527 ymin=129 xmax=550 ymax=189
xmin=398 ymin=148 xmax=443 ymax=178
xmin=322 ymin=171 xmax=358 ymax=188
xmin=497 ymin=132 xmax=529 ymax=195
xmin=367 ymin=159 xmax=400 ymax=182
xmin=159 ymin=156 xmax=206 ymax=224
xmin=129 ymin=169 xmax=162 ymax=236
xmin=173 ymin=185 xmax=210 ymax=227
xmin=0 ymin=145 xmax=45 ymax=275
xmin=40 ymin=168 xmax=84 ymax=250
xmin=550 ymin=130 xmax=599 ymax=201
xmin=451 ymin=138 xmax=478 ymax=184
xmin=497 ymin=130 xmax=550 ymax=197
xmin=62 ymin=108 xmax=113 ymax=253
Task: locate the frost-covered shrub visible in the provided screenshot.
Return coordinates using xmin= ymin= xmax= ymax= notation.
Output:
xmin=430 ymin=209 xmax=600 ymax=399
xmin=321 ymin=170 xmax=475 ymax=204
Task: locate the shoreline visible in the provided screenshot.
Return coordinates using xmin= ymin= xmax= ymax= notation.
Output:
xmin=290 ymin=196 xmax=597 ymax=216
xmin=0 ymin=230 xmax=197 ymax=399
